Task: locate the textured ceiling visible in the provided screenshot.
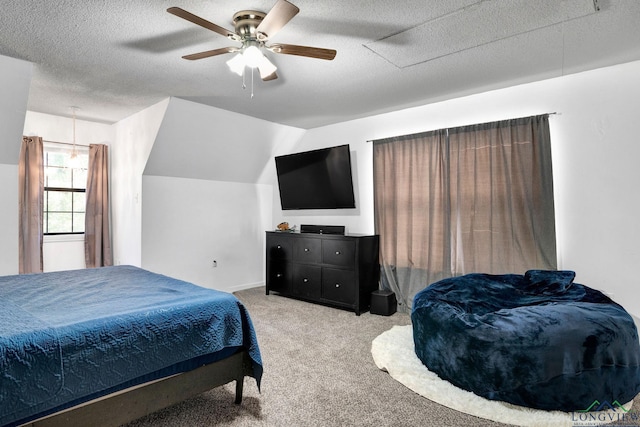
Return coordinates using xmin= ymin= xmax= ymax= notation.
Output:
xmin=366 ymin=0 xmax=596 ymax=68
xmin=2 ymin=0 xmax=640 ymax=129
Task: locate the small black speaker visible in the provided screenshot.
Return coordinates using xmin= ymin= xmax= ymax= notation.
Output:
xmin=300 ymin=224 xmax=345 ymax=235
xmin=370 ymin=290 xmax=397 ymax=316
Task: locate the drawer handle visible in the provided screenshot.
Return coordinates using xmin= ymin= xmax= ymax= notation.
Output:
xmin=335 ymin=251 xmax=341 ymax=255
xmin=276 ymin=273 xmax=282 ymax=278
xmin=304 ymin=248 xmax=309 ymax=252
xmin=277 ymin=245 xmax=281 ymax=249
xmin=335 ymin=283 xmax=341 ymax=288
xmin=303 ymin=278 xmax=309 ymax=283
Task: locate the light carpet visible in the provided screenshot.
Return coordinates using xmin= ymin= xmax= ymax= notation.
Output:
xmin=371 ymin=325 xmax=634 ymax=427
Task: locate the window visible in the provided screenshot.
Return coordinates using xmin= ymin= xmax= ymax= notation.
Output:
xmin=43 ymin=142 xmax=89 ymax=235
xmin=373 ymin=115 xmax=556 ymax=310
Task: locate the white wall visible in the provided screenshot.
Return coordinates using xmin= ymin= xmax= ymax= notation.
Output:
xmin=142 ymin=175 xmax=272 ymax=291
xmin=111 ymin=99 xmax=169 ymax=267
xmin=0 ymin=54 xmax=31 ymax=276
xmin=271 ymin=60 xmax=640 ymax=317
xmin=41 ymin=236 xmax=86 ymax=272
xmin=141 ymin=98 xmax=304 ymax=292
xmin=22 ymin=111 xmax=115 ymax=272
xmin=0 ymin=164 xmax=19 ymax=275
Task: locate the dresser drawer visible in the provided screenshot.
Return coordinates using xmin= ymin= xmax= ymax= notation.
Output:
xmin=267 ymin=235 xmax=293 ymax=261
xmin=293 ymin=238 xmax=322 ymax=264
xmin=322 ymin=240 xmax=356 ymax=268
xmin=321 ymin=268 xmax=356 ymax=305
xmin=292 ymin=264 xmax=322 ymax=299
xmin=267 ymin=261 xmax=291 ymax=293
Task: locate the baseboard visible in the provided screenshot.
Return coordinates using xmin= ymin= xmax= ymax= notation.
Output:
xmin=228 ymin=281 xmax=264 ymax=294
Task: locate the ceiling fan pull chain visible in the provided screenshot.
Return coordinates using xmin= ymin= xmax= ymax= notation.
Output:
xmin=251 ymin=68 xmax=255 ymax=99
xmin=242 ymin=67 xmax=247 ymax=90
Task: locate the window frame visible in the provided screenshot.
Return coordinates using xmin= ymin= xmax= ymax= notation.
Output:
xmin=43 ymin=142 xmax=89 ymax=236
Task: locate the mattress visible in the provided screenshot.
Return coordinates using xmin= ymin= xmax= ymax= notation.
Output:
xmin=0 ymin=265 xmax=262 ymax=426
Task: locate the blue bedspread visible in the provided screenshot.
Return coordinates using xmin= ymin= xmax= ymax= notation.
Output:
xmin=412 ymin=270 xmax=640 ymax=411
xmin=0 ymin=265 xmax=262 ymax=427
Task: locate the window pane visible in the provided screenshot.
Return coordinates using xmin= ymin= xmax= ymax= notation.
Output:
xmin=48 ymin=213 xmax=72 ymax=233
xmin=46 ymin=166 xmax=72 ymax=188
xmin=72 ymin=168 xmax=87 ymax=189
xmin=74 ymin=213 xmax=85 ymax=233
xmin=46 ymin=152 xmax=67 ymax=168
xmin=73 ymin=192 xmax=86 ymax=212
xmin=75 ymin=152 xmax=89 ymax=168
xmin=47 ymin=191 xmax=73 ymax=212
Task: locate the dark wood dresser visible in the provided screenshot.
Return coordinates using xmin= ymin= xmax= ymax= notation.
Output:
xmin=265 ymin=231 xmax=380 ymax=315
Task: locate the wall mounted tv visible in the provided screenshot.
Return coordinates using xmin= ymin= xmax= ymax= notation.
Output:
xmin=275 ymin=144 xmax=356 ymax=210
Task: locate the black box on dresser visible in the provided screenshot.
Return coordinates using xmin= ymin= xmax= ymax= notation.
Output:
xmin=265 ymin=231 xmax=380 ymax=315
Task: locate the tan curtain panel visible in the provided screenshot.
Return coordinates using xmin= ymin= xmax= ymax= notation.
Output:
xmin=447 ymin=116 xmax=557 ymax=273
xmin=373 ymin=115 xmax=556 ymax=311
xmin=18 ymin=136 xmax=44 ymax=274
xmin=85 ymin=144 xmax=113 ymax=268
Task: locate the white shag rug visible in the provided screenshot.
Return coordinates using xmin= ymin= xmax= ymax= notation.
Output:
xmin=371 ymin=325 xmax=634 ymax=427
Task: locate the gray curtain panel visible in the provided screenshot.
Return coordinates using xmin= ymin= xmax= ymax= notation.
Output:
xmin=85 ymin=144 xmax=113 ymax=268
xmin=18 ymin=136 xmax=44 ymax=274
xmin=373 ymin=115 xmax=556 ymax=311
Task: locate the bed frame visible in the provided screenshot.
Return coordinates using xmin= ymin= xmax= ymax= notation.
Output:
xmin=20 ymin=351 xmax=253 ymax=427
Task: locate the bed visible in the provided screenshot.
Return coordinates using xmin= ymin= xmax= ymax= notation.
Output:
xmin=0 ymin=265 xmax=263 ymax=427
xmin=411 ymin=270 xmax=640 ymax=411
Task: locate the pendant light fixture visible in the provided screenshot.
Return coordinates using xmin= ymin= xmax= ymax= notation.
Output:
xmin=68 ymin=106 xmax=81 ymax=169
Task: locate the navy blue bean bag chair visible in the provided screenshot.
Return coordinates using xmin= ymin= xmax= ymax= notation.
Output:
xmin=411 ymin=270 xmax=640 ymax=411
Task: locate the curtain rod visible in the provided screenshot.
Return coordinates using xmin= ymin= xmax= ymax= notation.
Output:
xmin=43 ymin=139 xmax=90 ymax=147
xmin=366 ymin=112 xmax=559 ymax=143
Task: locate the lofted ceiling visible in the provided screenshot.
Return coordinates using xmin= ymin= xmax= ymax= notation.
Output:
xmin=2 ymin=0 xmax=640 ymax=129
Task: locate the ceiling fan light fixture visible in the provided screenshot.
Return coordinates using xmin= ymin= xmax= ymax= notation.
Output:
xmin=243 ymin=45 xmax=264 ymax=68
xmin=258 ymin=55 xmax=277 ymax=79
xmin=226 ymin=53 xmax=245 ymax=76
xmin=170 ymin=0 xmax=336 ymax=84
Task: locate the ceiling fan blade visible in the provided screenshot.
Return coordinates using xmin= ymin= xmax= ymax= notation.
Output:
xmin=262 ymin=71 xmax=278 ymax=81
xmin=269 ymin=44 xmax=336 ymax=61
xmin=256 ymin=0 xmax=300 ymax=40
xmin=167 ymin=7 xmax=237 ymax=40
xmin=182 ymin=47 xmax=238 ymax=60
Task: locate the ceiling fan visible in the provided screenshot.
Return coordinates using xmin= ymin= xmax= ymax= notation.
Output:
xmin=167 ymin=0 xmax=337 ymax=81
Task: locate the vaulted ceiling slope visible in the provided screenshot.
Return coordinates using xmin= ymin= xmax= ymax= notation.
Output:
xmin=0 ymin=55 xmax=31 ymax=164
xmin=144 ymin=98 xmax=306 ymax=184
xmin=2 ymin=0 xmax=640 ymax=128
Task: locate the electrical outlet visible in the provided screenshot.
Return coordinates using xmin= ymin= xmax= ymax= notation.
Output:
xmin=212 ymin=260 xmax=217 ymax=268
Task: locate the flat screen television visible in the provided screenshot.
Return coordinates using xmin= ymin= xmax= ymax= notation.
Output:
xmin=275 ymin=144 xmax=356 ymax=210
